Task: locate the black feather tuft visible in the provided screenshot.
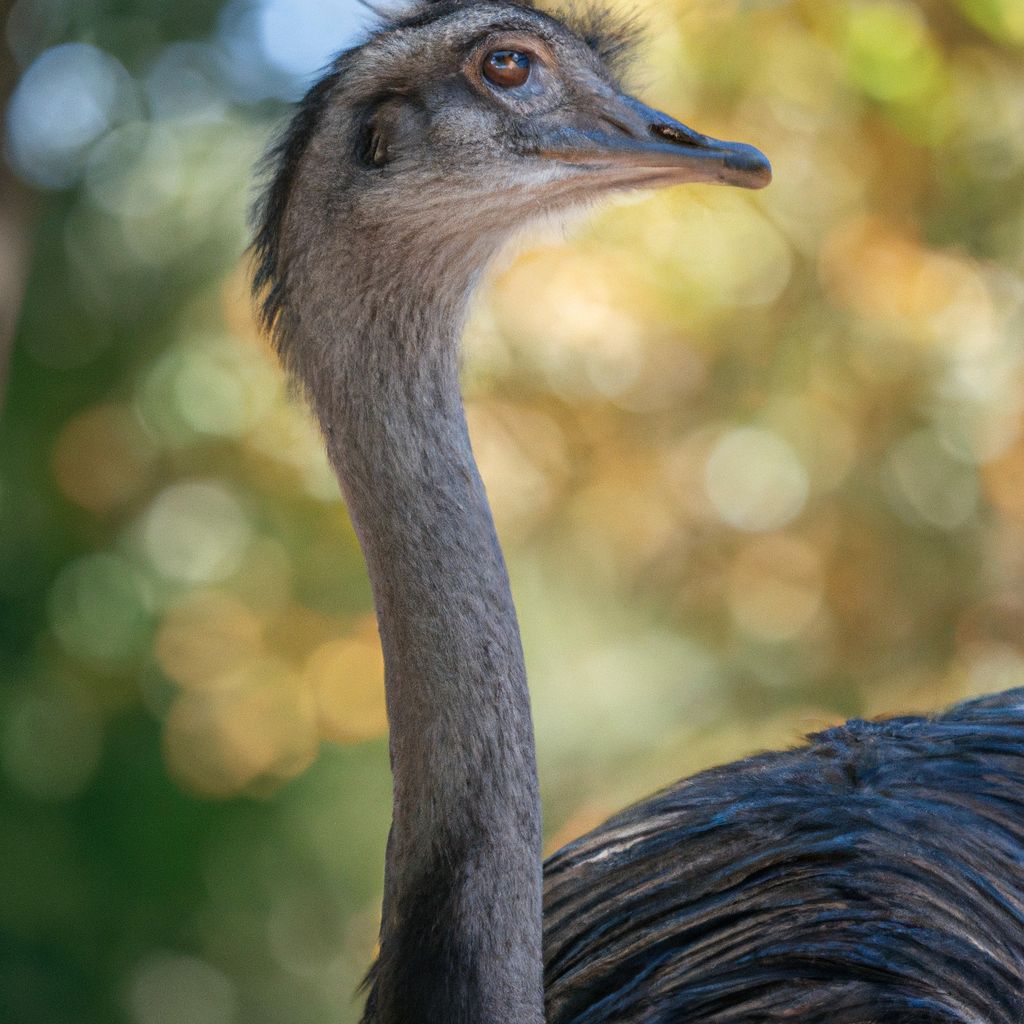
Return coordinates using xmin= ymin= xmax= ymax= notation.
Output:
xmin=250 ymin=65 xmax=343 ymax=345
xmin=559 ymin=2 xmax=643 ymax=77
xmin=359 ymin=841 xmax=483 ymax=1024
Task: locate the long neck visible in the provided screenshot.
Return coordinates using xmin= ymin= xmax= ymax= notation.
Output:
xmin=302 ymin=277 xmax=544 ymax=1024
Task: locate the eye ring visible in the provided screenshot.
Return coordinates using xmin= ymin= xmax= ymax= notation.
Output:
xmin=482 ymin=49 xmax=532 ymax=89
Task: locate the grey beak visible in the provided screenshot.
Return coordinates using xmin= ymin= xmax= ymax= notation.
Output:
xmin=536 ymin=94 xmax=771 ymax=191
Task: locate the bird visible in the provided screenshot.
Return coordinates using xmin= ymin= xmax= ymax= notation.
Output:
xmin=249 ymin=1 xmax=1024 ymax=1021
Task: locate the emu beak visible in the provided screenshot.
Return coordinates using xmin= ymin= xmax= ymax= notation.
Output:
xmin=537 ymin=94 xmax=771 ymax=191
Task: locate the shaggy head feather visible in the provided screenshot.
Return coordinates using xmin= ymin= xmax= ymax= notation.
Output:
xmin=250 ymin=0 xmax=642 ymax=348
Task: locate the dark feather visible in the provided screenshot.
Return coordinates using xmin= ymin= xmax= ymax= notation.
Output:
xmin=250 ymin=65 xmax=342 ymax=343
xmin=360 ymin=838 xmax=483 ymax=1024
xmin=543 ymin=688 xmax=1024 ymax=1023
xmin=559 ymin=2 xmax=643 ymax=77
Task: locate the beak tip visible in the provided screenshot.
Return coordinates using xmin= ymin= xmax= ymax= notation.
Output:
xmin=723 ymin=144 xmax=772 ymax=189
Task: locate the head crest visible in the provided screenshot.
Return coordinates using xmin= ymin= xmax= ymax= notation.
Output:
xmin=251 ymin=66 xmax=341 ymax=344
xmin=360 ymin=0 xmax=640 ymax=71
xmin=559 ymin=3 xmax=642 ymax=77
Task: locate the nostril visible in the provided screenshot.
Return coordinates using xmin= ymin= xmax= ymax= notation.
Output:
xmin=650 ymin=122 xmax=707 ymax=148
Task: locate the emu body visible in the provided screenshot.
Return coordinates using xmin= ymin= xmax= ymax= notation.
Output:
xmin=545 ymin=691 xmax=1024 ymax=1023
xmin=251 ymin=1 xmax=1024 ymax=1021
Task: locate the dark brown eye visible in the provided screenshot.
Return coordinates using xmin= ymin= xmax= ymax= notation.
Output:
xmin=482 ymin=50 xmax=532 ymax=89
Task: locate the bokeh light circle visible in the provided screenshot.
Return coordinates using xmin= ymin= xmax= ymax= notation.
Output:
xmin=49 ymin=552 xmax=149 ymax=665
xmin=705 ymin=428 xmax=810 ymax=532
xmin=128 ymin=951 xmax=236 ymax=1024
xmin=6 ymin=43 xmax=138 ymax=188
xmin=142 ymin=481 xmax=252 ymax=584
xmin=1 ymin=689 xmax=103 ymax=801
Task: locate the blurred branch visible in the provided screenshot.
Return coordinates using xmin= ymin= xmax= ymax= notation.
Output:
xmin=0 ymin=0 xmax=34 ymax=416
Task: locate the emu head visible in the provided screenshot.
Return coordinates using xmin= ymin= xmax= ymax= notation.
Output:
xmin=253 ymin=0 xmax=770 ymax=353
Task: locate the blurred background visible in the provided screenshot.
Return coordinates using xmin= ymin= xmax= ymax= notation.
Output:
xmin=1 ymin=0 xmax=1023 ymax=1019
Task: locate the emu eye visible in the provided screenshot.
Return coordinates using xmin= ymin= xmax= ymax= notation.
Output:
xmin=483 ymin=50 xmax=531 ymax=89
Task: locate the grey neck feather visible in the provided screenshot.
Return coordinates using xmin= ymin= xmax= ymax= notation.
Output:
xmin=292 ymin=240 xmax=544 ymax=1024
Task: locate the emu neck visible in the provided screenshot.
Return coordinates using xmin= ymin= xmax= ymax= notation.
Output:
xmin=307 ymin=275 xmax=544 ymax=1024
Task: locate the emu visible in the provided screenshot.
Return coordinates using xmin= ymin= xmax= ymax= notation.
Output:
xmin=250 ymin=1 xmax=1024 ymax=1021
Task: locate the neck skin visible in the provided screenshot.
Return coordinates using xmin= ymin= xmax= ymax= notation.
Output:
xmin=292 ymin=246 xmax=544 ymax=1024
